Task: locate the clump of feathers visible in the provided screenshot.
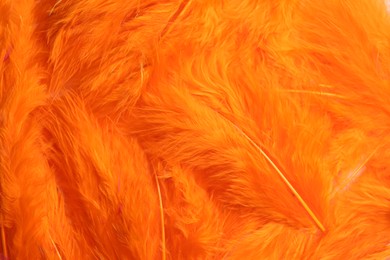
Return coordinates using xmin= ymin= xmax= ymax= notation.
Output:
xmin=1 ymin=0 xmax=390 ymax=259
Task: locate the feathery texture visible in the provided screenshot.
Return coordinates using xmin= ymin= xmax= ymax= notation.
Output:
xmin=1 ymin=0 xmax=390 ymax=259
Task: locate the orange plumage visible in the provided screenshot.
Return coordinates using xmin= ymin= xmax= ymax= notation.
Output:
xmin=1 ymin=0 xmax=390 ymax=259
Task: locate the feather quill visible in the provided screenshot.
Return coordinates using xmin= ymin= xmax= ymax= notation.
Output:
xmin=160 ymin=0 xmax=192 ymax=38
xmin=1 ymin=0 xmax=390 ymax=258
xmin=154 ymin=173 xmax=166 ymax=260
xmin=130 ymin=84 xmax=326 ymax=232
xmin=228 ymin=121 xmax=326 ymax=232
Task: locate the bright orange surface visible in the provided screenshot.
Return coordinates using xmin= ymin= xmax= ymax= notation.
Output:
xmin=1 ymin=0 xmax=390 ymax=259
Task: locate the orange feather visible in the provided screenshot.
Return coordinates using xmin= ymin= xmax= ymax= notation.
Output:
xmin=1 ymin=0 xmax=390 ymax=258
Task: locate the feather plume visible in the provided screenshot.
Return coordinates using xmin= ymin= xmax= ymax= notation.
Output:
xmin=1 ymin=0 xmax=390 ymax=258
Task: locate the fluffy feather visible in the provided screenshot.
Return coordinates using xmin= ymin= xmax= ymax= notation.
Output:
xmin=1 ymin=0 xmax=390 ymax=259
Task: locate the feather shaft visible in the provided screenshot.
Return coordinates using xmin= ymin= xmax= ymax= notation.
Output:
xmin=155 ymin=174 xmax=166 ymax=260
xmin=49 ymin=233 xmax=63 ymax=260
xmin=160 ymin=0 xmax=192 ymax=38
xmin=230 ymin=122 xmax=326 ymax=232
xmin=281 ymin=89 xmax=346 ymax=99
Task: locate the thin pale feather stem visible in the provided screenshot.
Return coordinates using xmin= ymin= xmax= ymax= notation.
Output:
xmin=160 ymin=0 xmax=192 ymax=39
xmin=49 ymin=0 xmax=62 ymax=16
xmin=230 ymin=123 xmax=326 ymax=232
xmin=154 ymin=174 xmax=166 ymax=260
xmin=337 ymin=145 xmax=380 ymax=194
xmin=235 ymin=126 xmax=326 ymax=232
xmin=348 ymin=146 xmax=380 ymax=182
xmin=281 ymin=89 xmax=347 ymax=99
xmin=49 ymin=233 xmax=63 ymax=260
xmin=318 ymin=84 xmax=335 ymax=89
